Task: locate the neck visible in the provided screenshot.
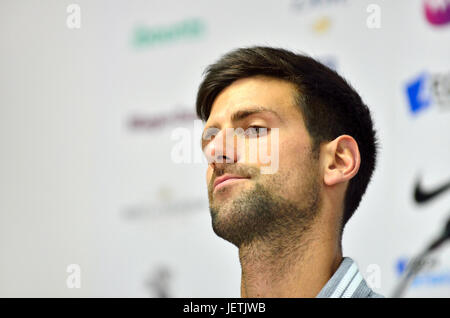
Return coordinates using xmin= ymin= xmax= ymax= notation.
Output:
xmin=238 ymin=221 xmax=342 ymax=298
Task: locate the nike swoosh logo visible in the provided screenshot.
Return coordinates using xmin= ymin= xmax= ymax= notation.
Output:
xmin=414 ymin=176 xmax=450 ymax=204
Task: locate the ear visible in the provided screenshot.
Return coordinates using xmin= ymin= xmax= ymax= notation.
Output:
xmin=323 ymin=135 xmax=360 ymax=187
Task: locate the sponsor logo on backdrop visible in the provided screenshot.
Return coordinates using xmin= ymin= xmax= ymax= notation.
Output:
xmin=128 ymin=108 xmax=197 ymax=132
xmin=312 ymin=16 xmax=332 ymax=34
xmin=405 ymin=71 xmax=450 ymax=114
xmin=133 ymin=18 xmax=206 ymax=48
xmin=122 ymin=186 xmax=207 ymax=220
xmin=424 ymin=0 xmax=450 ymax=26
xmin=290 ymin=0 xmax=347 ymax=11
xmin=396 ymin=257 xmax=450 ymax=287
xmin=414 ymin=176 xmax=450 ymax=204
xmin=290 ymin=0 xmax=347 ymax=35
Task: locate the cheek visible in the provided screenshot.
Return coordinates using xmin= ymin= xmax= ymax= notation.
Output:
xmin=278 ymin=138 xmax=312 ymax=173
xmin=278 ymin=138 xmax=297 ymax=164
xmin=241 ymin=133 xmax=284 ymax=167
xmin=206 ymin=166 xmax=213 ymax=184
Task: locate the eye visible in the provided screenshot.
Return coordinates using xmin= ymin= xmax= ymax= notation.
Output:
xmin=244 ymin=126 xmax=269 ymax=137
xmin=202 ymin=127 xmax=220 ymax=140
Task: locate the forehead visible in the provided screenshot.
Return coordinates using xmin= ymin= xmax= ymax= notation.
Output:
xmin=206 ymin=76 xmax=300 ymax=125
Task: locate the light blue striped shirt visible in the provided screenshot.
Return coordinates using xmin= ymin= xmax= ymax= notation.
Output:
xmin=316 ymin=257 xmax=384 ymax=298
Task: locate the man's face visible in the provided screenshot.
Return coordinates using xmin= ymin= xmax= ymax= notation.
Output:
xmin=201 ymin=76 xmax=322 ymax=247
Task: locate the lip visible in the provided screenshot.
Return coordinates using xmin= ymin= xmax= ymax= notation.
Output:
xmin=213 ymin=174 xmax=249 ymax=191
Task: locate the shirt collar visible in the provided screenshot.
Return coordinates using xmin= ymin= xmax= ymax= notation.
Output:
xmin=316 ymin=257 xmax=378 ymax=298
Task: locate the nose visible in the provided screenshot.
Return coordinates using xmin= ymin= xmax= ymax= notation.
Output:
xmin=203 ymin=128 xmax=242 ymax=165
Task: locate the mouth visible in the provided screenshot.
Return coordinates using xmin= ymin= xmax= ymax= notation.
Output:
xmin=213 ymin=175 xmax=250 ymax=192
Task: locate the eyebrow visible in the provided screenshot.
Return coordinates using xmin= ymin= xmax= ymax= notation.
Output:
xmin=200 ymin=106 xmax=282 ymax=149
xmin=230 ymin=106 xmax=283 ymax=123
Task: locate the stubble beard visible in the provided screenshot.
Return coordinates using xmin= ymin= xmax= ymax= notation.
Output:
xmin=208 ymin=160 xmax=321 ymax=250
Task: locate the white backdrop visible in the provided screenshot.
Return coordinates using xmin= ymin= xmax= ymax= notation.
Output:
xmin=1 ymin=0 xmax=449 ymax=297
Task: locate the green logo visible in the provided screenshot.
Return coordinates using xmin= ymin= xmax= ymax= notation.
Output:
xmin=133 ymin=18 xmax=206 ymax=48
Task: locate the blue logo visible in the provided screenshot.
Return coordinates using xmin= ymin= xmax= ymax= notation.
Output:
xmin=406 ymin=73 xmax=431 ymax=114
xmin=405 ymin=71 xmax=450 ymax=114
xmin=396 ymin=257 xmax=450 ymax=287
xmin=290 ymin=0 xmax=347 ymax=11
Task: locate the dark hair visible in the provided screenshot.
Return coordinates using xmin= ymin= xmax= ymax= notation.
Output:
xmin=196 ymin=46 xmax=378 ymax=230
